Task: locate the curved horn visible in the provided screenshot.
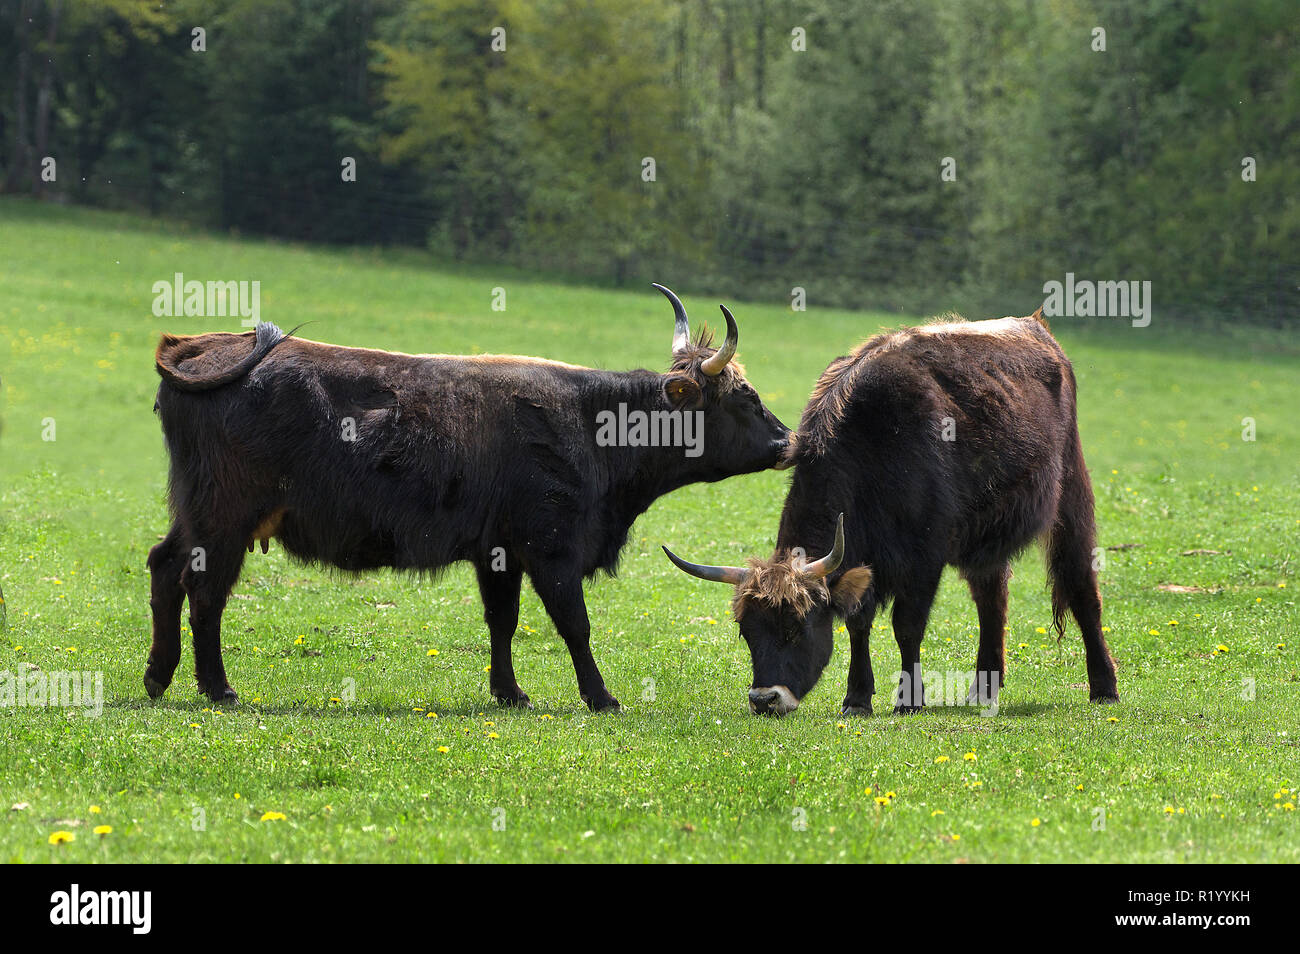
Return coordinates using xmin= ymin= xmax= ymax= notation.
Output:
xmin=661 ymin=545 xmax=751 ymax=585
xmin=700 ymin=304 xmax=739 ymax=376
xmin=800 ymin=513 xmax=845 ymax=580
xmin=653 ymin=283 xmax=691 ymax=354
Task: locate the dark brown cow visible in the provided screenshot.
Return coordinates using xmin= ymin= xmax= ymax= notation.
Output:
xmin=663 ymin=309 xmax=1119 ymax=715
xmin=146 ymin=286 xmax=790 ymax=709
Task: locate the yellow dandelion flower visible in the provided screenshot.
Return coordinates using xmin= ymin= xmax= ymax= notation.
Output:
xmin=89 ymin=805 xmax=101 ymax=814
xmin=1284 ymin=803 xmax=1295 ymax=812
xmin=934 ymin=755 xmax=949 ymax=763
xmin=293 ymin=635 xmax=305 ymax=645
xmin=260 ymin=811 xmax=287 ymax=822
xmin=1076 ymin=784 xmax=1084 ymax=791
xmin=1035 ymin=627 xmax=1047 ymax=634
xmin=487 ymin=731 xmax=499 ymax=739
xmin=427 ymin=649 xmax=439 ymax=656
xmin=951 ymin=833 xmax=961 ymax=840
xmin=874 ymin=796 xmax=890 ymax=806
xmin=1163 ymin=806 xmax=1175 ymax=814
xmin=1149 ymin=629 xmax=1160 ymax=636
xmin=48 ymin=831 xmax=75 ymax=845
xmin=931 ymin=809 xmax=945 ymax=817
xmin=436 ymin=746 xmax=450 ymax=754
xmin=93 ymin=825 xmax=112 ymax=836
xmin=964 ymin=752 xmax=977 ymax=762
xmin=1030 ymin=818 xmax=1041 ymax=827
xmin=864 ymin=786 xmax=873 ymax=795
xmin=1107 ymin=716 xmax=1119 ymax=723
xmin=1216 ymin=644 xmax=1230 ymax=653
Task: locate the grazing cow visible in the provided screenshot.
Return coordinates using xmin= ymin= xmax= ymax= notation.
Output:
xmin=146 ymin=286 xmax=791 ymax=709
xmin=663 ymin=309 xmax=1120 ymax=715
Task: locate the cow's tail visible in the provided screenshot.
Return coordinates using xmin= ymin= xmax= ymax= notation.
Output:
xmin=1044 ymin=396 xmax=1120 ymax=699
xmin=155 ymin=321 xmax=290 ymax=392
xmin=1045 ymin=423 xmax=1098 ymax=641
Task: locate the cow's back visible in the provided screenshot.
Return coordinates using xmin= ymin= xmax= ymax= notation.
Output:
xmin=789 ymin=315 xmax=1081 ymax=587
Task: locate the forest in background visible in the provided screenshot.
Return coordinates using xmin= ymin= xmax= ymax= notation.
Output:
xmin=2 ymin=0 xmax=1296 ymax=323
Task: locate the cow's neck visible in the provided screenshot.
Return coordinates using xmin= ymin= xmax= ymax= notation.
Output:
xmin=776 ymin=460 xmax=851 ymax=572
xmin=590 ymin=371 xmax=717 ymax=513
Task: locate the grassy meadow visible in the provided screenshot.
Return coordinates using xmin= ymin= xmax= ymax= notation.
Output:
xmin=0 ymin=200 xmax=1296 ymax=862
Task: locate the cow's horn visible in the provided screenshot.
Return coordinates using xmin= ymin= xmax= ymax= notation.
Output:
xmin=653 ymin=283 xmax=691 ymax=354
xmin=800 ymin=513 xmax=845 ymax=580
xmin=700 ymin=304 xmax=738 ymax=376
xmin=661 ymin=545 xmax=751 ymax=585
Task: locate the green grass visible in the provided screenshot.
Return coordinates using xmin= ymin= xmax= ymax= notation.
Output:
xmin=1 ymin=199 xmax=1297 ymax=862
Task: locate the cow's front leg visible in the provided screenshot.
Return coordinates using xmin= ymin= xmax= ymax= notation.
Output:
xmin=891 ymin=572 xmax=941 ymax=714
xmin=965 ymin=563 xmax=1009 ymax=709
xmin=530 ymin=570 xmax=620 ymax=712
xmin=475 ymin=559 xmax=531 ymax=708
xmin=841 ymin=599 xmax=877 ymax=716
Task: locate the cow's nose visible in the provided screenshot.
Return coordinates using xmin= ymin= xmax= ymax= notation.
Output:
xmin=749 ymin=688 xmax=778 ymax=713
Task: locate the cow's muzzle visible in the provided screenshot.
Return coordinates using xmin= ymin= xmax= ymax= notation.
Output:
xmin=749 ymin=685 xmax=799 ymax=716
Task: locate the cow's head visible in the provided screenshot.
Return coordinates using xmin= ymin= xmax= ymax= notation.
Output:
xmin=662 ymin=514 xmax=873 ymax=715
xmin=654 ymin=284 xmax=791 ymax=474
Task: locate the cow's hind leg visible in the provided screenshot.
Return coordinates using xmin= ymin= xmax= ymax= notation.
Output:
xmin=144 ymin=524 xmax=190 ymax=698
xmin=475 ymin=558 xmax=531 ymax=708
xmin=964 ymin=563 xmax=1009 ymax=708
xmin=530 ymin=570 xmax=619 ymax=712
xmin=181 ymin=533 xmax=246 ymax=703
xmin=840 ymin=595 xmax=878 ymax=716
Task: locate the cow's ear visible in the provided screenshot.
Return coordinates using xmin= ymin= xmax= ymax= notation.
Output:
xmin=830 ymin=566 xmax=873 ymax=616
xmin=663 ymin=374 xmax=703 ymax=410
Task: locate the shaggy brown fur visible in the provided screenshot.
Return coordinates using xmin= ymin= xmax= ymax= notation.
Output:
xmin=732 ymin=558 xmax=873 ymax=623
xmin=145 ymin=313 xmax=790 ymax=710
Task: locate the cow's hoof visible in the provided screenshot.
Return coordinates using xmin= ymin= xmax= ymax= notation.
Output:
xmin=198 ymin=682 xmax=238 ymax=704
xmin=494 ymin=690 xmax=534 ymax=710
xmin=583 ymin=692 xmax=622 ymax=713
xmin=143 ymin=674 xmax=169 ymax=699
xmin=1091 ymin=693 xmax=1120 ymax=705
xmin=840 ymin=701 xmax=873 ymax=717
